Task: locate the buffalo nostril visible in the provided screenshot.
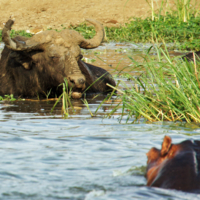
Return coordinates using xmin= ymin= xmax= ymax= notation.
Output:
xmin=78 ymin=78 xmax=85 ymax=85
xmin=69 ymin=79 xmax=75 ymax=85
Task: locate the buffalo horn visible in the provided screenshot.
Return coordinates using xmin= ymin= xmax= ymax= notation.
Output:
xmin=2 ymin=19 xmax=47 ymax=51
xmin=78 ymin=19 xmax=104 ymax=49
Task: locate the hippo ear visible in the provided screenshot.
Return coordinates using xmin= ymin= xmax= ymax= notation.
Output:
xmin=161 ymin=136 xmax=172 ymax=156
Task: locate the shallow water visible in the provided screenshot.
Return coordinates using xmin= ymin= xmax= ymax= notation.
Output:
xmin=0 ymin=43 xmax=200 ymax=200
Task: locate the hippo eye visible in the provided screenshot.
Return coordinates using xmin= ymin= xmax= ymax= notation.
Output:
xmin=169 ymin=151 xmax=174 ymax=157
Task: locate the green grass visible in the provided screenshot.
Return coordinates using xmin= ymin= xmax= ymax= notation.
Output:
xmin=0 ymin=94 xmax=20 ymax=101
xmin=0 ymin=29 xmax=32 ymax=40
xmin=105 ymin=15 xmax=200 ymax=50
xmin=106 ymin=46 xmax=200 ymax=123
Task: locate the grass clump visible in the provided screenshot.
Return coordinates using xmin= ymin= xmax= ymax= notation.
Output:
xmin=0 ymin=30 xmax=32 ymax=41
xmin=69 ymin=23 xmax=96 ymax=39
xmin=51 ymin=78 xmax=75 ymax=118
xmin=108 ymin=47 xmax=200 ymax=123
xmin=0 ymin=94 xmax=17 ymax=101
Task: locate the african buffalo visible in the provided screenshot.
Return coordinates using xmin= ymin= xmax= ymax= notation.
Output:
xmin=146 ymin=136 xmax=200 ymax=192
xmin=0 ymin=19 xmax=116 ymax=98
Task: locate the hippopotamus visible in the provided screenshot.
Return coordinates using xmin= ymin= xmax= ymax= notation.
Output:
xmin=146 ymin=135 xmax=200 ymax=191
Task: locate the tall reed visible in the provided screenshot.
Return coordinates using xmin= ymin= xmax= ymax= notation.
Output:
xmin=146 ymin=0 xmax=199 ymax=22
xmin=175 ymin=0 xmax=191 ymax=22
xmin=107 ymin=47 xmax=200 ymax=123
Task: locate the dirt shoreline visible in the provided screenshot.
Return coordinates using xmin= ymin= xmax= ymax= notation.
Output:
xmin=0 ymin=0 xmax=175 ymax=31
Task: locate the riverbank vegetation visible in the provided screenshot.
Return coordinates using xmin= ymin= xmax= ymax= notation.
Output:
xmin=106 ymin=46 xmax=200 ymax=123
xmin=74 ymin=0 xmax=200 ymax=50
xmin=0 ymin=94 xmax=17 ymax=101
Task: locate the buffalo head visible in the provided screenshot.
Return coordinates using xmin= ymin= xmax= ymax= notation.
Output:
xmin=0 ymin=18 xmax=115 ymax=98
xmin=146 ymin=136 xmax=200 ymax=191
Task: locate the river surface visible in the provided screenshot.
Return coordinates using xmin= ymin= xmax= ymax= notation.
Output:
xmin=0 ymin=43 xmax=200 ymax=200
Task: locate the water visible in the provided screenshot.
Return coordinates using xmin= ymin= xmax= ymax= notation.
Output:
xmin=0 ymin=43 xmax=200 ymax=200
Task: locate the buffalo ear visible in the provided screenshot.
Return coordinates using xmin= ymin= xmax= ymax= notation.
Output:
xmin=78 ymin=60 xmax=95 ymax=85
xmin=161 ymin=135 xmax=172 ymax=156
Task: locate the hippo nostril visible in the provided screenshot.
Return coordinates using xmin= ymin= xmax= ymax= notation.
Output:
xmin=78 ymin=78 xmax=85 ymax=85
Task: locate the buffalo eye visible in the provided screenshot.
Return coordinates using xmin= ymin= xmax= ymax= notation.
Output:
xmin=78 ymin=54 xmax=83 ymax=60
xmin=50 ymin=56 xmax=60 ymax=62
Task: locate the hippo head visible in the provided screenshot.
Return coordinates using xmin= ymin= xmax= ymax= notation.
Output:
xmin=146 ymin=136 xmax=200 ymax=191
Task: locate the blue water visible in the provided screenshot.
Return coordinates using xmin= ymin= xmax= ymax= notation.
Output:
xmin=0 ymin=43 xmax=200 ymax=199
xmin=0 ymin=99 xmax=200 ymax=200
